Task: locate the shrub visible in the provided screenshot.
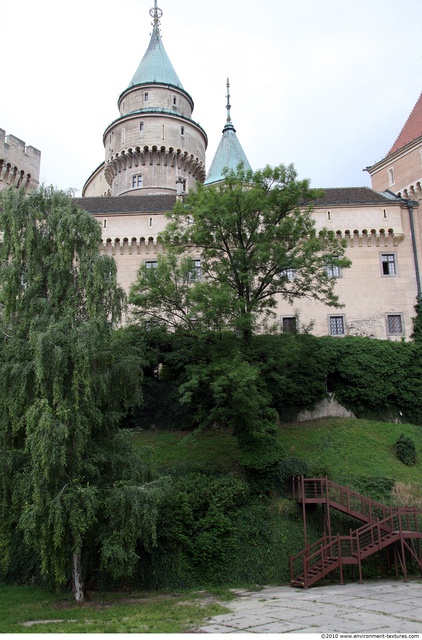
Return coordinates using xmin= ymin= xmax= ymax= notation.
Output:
xmin=394 ymin=434 xmax=417 ymax=466
xmin=350 ymin=476 xmax=395 ymax=503
xmin=277 ymin=457 xmax=309 ymax=484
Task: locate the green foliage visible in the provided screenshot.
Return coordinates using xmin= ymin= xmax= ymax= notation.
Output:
xmin=277 ymin=457 xmax=309 ymax=484
xmin=411 ymin=302 xmax=422 ymax=341
xmin=131 ymin=163 xmax=349 ymax=340
xmin=134 ymin=471 xmax=308 ymax=590
xmin=0 ymin=187 xmax=165 ymax=599
xmin=349 ymin=476 xmax=395 ymax=503
xmin=394 ymin=433 xmax=417 ymax=466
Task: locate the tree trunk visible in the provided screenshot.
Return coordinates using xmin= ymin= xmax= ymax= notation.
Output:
xmin=72 ymin=549 xmax=85 ymax=603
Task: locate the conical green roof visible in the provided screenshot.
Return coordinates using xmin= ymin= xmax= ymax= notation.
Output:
xmin=205 ymin=80 xmax=252 ymax=185
xmin=128 ymin=7 xmax=183 ymax=89
xmin=205 ymin=124 xmax=252 ymax=185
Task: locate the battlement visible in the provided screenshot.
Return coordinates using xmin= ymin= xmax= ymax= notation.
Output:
xmin=0 ymin=128 xmax=41 ymax=192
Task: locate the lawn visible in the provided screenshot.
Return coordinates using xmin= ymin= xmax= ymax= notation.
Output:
xmin=133 ymin=427 xmax=241 ymax=473
xmin=0 ymin=585 xmax=230 ymax=633
xmin=133 ymin=417 xmax=422 ymax=491
xmin=278 ymin=417 xmax=422 ymax=486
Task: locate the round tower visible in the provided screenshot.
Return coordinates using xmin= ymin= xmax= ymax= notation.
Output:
xmin=83 ymin=2 xmax=207 ymax=197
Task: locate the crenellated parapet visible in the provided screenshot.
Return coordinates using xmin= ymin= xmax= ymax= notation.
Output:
xmin=0 ymin=129 xmax=40 ymax=193
xmin=105 ymin=144 xmax=206 ymax=194
xmin=100 ymin=235 xmax=163 ymax=256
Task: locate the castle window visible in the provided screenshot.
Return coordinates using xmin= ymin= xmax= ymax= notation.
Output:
xmin=282 ymin=316 xmax=297 ymax=334
xmin=173 ymin=95 xmax=177 ymax=106
xmin=388 ymin=167 xmax=395 ymax=186
xmin=386 ymin=313 xmax=403 ymax=336
xmin=140 ymin=122 xmax=144 ymax=132
xmin=327 ymin=210 xmax=331 ymax=221
xmin=381 ymin=253 xmax=397 ymax=276
xmin=149 ymin=217 xmax=153 ymax=227
xmin=181 ymin=126 xmax=185 ymax=136
xmin=145 ymin=260 xmax=158 ymax=269
xmin=103 ymin=219 xmax=107 ymax=229
xmin=121 ymin=128 xmax=125 ymax=145
xmin=161 ymin=124 xmax=165 ymax=140
xmin=383 ymin=209 xmax=388 ymax=219
xmin=329 ymin=315 xmax=345 ymax=336
xmin=189 ymin=259 xmax=202 ymax=281
xmin=132 ymin=174 xmax=143 ymax=188
xmin=280 ymin=268 xmax=295 ymax=281
xmin=326 ymin=256 xmax=341 ymax=278
xmin=144 ymin=92 xmax=149 ymax=102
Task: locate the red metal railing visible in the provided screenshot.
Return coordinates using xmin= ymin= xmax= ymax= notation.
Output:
xmin=290 ymin=478 xmax=422 ymax=588
xmin=292 ymin=476 xmax=394 ymax=523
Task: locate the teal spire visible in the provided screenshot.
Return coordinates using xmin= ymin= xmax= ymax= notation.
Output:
xmin=128 ymin=2 xmax=183 ymax=89
xmin=205 ymin=79 xmax=252 ymax=185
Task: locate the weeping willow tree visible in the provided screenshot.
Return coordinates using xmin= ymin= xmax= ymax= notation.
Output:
xmin=0 ymin=187 xmax=167 ymax=602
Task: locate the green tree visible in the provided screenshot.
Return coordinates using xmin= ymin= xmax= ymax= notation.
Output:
xmin=130 ymin=164 xmax=350 ymax=340
xmin=0 ymin=187 xmax=167 ymax=602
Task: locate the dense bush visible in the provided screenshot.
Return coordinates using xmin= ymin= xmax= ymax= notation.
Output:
xmin=394 ymin=434 xmax=417 ymax=466
xmin=126 ymin=330 xmax=422 ymax=431
xmin=133 ymin=470 xmax=318 ymax=590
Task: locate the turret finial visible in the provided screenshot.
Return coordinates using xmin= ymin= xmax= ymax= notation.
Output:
xmin=149 ymin=1 xmax=163 ymax=33
xmin=226 ymin=77 xmax=232 ymax=124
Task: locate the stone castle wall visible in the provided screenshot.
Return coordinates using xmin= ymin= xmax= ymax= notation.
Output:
xmin=0 ymin=129 xmax=41 ymax=192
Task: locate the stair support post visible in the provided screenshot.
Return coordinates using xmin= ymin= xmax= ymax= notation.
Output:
xmin=303 ymin=481 xmax=307 ymax=549
xmin=338 ymin=534 xmax=344 ymax=585
xmin=399 ymin=511 xmax=408 ymax=583
xmin=356 ymin=531 xmax=363 ymax=584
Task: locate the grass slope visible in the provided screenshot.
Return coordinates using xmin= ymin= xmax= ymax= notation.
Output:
xmin=280 ymin=417 xmax=422 ymax=487
xmin=134 ymin=417 xmax=422 ymax=493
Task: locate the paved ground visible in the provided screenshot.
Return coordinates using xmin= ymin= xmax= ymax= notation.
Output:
xmin=196 ymin=579 xmax=422 ymax=634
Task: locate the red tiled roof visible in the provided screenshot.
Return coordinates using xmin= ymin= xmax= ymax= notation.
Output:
xmin=388 ymin=92 xmax=422 ymax=156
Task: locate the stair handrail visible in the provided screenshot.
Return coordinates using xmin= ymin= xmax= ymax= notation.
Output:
xmin=294 ymin=476 xmax=396 ymax=523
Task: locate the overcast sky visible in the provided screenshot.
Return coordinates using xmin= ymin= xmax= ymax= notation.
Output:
xmin=1 ymin=0 xmax=421 ymax=195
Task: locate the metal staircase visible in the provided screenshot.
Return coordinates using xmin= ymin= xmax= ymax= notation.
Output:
xmin=290 ymin=477 xmax=422 ymax=588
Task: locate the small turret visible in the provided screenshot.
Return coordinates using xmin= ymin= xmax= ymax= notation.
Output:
xmin=205 ymin=79 xmax=252 ymax=185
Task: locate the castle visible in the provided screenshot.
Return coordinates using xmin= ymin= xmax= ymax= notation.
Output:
xmin=0 ymin=129 xmax=40 ymax=193
xmin=73 ymin=2 xmax=421 ymax=341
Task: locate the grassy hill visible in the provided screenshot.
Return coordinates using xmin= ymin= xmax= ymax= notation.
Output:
xmin=128 ymin=416 xmax=422 ymax=590
xmin=134 ymin=417 xmax=422 ymax=498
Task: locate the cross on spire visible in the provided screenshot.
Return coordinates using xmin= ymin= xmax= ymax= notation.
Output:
xmin=149 ymin=1 xmax=163 ymax=33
